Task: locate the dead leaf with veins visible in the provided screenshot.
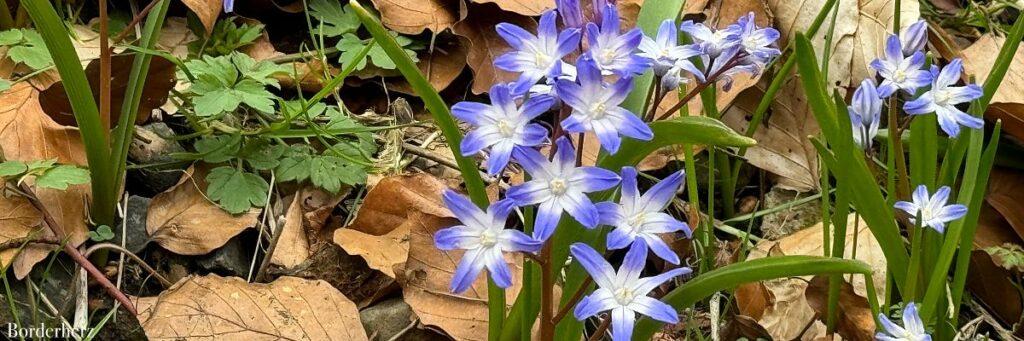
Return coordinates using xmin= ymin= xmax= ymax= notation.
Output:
xmin=0 ymin=195 xmax=44 ymax=273
xmin=391 ymin=36 xmax=470 ymax=94
xmin=181 ymin=0 xmax=223 ymax=34
xmin=454 ymin=3 xmax=538 ymax=94
xmin=471 ymin=0 xmax=555 ymax=16
xmin=146 ymin=166 xmax=261 ymax=255
xmin=370 ymin=0 xmax=461 ymax=35
xmin=962 ymin=34 xmax=1024 ymax=141
xmin=805 ymin=275 xmax=876 ymax=341
xmin=135 ymin=275 xmax=369 ymax=340
xmin=271 ymin=186 xmax=346 ymax=268
xmin=0 ymin=83 xmax=90 ymax=279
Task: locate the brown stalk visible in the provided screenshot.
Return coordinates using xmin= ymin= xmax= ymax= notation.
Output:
xmin=539 ymin=242 xmax=555 ymax=341
xmin=551 ymin=276 xmax=593 ymax=324
xmin=653 ymin=55 xmax=745 ymax=121
xmin=586 ymin=314 xmax=612 ymax=341
xmin=18 ymin=184 xmax=138 ymax=315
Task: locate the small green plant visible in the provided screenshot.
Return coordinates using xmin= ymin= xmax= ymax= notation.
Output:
xmin=0 ymin=159 xmax=90 ymax=190
xmin=181 ymin=52 xmax=287 ymax=117
xmin=189 ymin=18 xmax=264 ymax=57
xmin=308 ymin=0 xmax=418 ymax=70
xmin=88 ymin=225 xmax=115 ymax=242
xmin=0 ymin=28 xmax=52 ymax=70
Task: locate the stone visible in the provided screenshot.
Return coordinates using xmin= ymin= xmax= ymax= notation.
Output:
xmin=126 ymin=122 xmax=188 ymax=196
xmin=359 ymin=298 xmax=440 ymax=340
xmin=112 ymin=195 xmax=152 ymax=254
xmin=194 ymin=233 xmax=251 ymax=278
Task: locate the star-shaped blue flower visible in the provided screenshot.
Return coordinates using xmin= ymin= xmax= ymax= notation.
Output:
xmin=451 ymin=84 xmax=554 ymax=175
xmin=903 ymin=58 xmax=983 ymax=137
xmin=571 ymin=242 xmax=691 ymax=341
xmin=638 ymin=19 xmax=703 ymax=78
xmin=506 ymin=137 xmax=621 ymax=241
xmin=870 ymin=34 xmax=931 ymax=97
xmin=495 ymin=10 xmax=581 ymax=95
xmin=556 ymin=56 xmax=653 ymax=154
xmin=849 ymin=79 xmax=882 ymax=149
xmin=585 ymin=4 xmax=650 ymax=76
xmin=895 ymin=185 xmax=968 ymax=233
xmin=877 ymin=302 xmax=931 ymax=341
xmin=434 ymin=191 xmax=543 ymax=293
xmin=597 ymin=167 xmax=690 ymax=265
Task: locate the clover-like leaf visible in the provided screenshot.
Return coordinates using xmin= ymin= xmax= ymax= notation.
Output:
xmin=89 ymin=225 xmax=116 ymax=242
xmin=34 ymin=165 xmax=90 ymax=190
xmin=0 ymin=160 xmax=27 ymax=178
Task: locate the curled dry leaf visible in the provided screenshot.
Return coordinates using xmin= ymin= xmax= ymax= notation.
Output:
xmin=370 ymin=0 xmax=460 ymax=35
xmin=181 ymin=0 xmax=223 ymax=34
xmin=146 ymin=165 xmax=260 ymax=255
xmin=0 ymin=195 xmax=44 ymax=272
xmin=745 ymin=214 xmax=885 ymax=340
xmin=961 ymin=34 xmax=1024 ymax=141
xmin=805 ymin=275 xmax=876 ymax=341
xmin=135 ymin=275 xmax=369 ymax=340
xmin=271 ymin=186 xmax=346 ymax=268
xmin=0 ymin=83 xmax=90 ymax=279
xmin=454 ymin=3 xmax=538 ymax=94
xmin=471 ymin=0 xmax=554 ymax=16
xmin=390 ymin=36 xmax=470 ymax=94
xmin=333 ymin=173 xmax=520 ymax=340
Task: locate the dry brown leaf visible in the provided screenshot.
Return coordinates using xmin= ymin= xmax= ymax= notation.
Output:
xmin=735 ymin=281 xmax=774 ymax=320
xmin=271 ymin=186 xmax=346 ymax=268
xmin=455 ymin=3 xmax=537 ymax=94
xmin=0 ymin=83 xmax=90 ymax=279
xmin=181 ymin=0 xmax=222 ymax=34
xmin=391 ymin=37 xmax=470 ymax=94
xmin=370 ymin=0 xmax=460 ymax=35
xmin=961 ymin=34 xmax=1024 ymax=141
xmin=0 ymin=195 xmax=44 ymax=271
xmin=135 ymin=275 xmax=368 ymax=340
xmin=472 ymin=0 xmax=554 ymax=16
xmin=746 ymin=214 xmax=886 ymax=340
xmin=347 ymin=173 xmax=453 ymax=235
xmin=805 ymin=276 xmax=875 ymax=341
xmin=146 ymin=166 xmax=260 ymax=255
xmin=334 ymin=223 xmax=409 ymax=279
xmin=968 ymin=168 xmax=1024 ymax=328
xmin=156 ymin=18 xmax=200 ymax=60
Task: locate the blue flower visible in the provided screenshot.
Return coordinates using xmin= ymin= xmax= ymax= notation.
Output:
xmin=495 ymin=11 xmax=581 ymax=94
xmin=557 ymin=0 xmax=585 ymax=28
xmin=522 ymin=60 xmax=577 ymax=105
xmin=556 ymin=57 xmax=653 ymax=154
xmin=903 ymin=58 xmax=983 ymax=137
xmin=435 ymin=191 xmax=543 ymax=293
xmin=870 ymin=34 xmax=930 ymax=97
xmin=900 ymin=20 xmax=928 ymax=56
xmin=585 ymin=4 xmax=650 ymax=76
xmin=571 ymin=243 xmax=691 ymax=341
xmin=849 ymin=79 xmax=882 ymax=149
xmin=876 ymin=302 xmax=931 ymax=341
xmin=638 ymin=20 xmax=703 ymax=77
xmin=451 ymin=84 xmax=554 ymax=175
xmin=895 ymin=185 xmax=968 ymax=233
xmin=733 ymin=12 xmax=781 ymax=65
xmin=598 ymin=167 xmax=690 ymax=265
xmin=679 ymin=20 xmax=741 ymax=60
xmin=224 ymin=0 xmax=234 ymax=12
xmin=506 ymin=137 xmax=621 ymax=241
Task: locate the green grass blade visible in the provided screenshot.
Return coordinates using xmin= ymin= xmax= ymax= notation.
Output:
xmin=22 ymin=0 xmax=116 ymax=224
xmin=633 ymin=256 xmax=872 ymax=340
xmin=599 ymin=116 xmax=755 ymax=170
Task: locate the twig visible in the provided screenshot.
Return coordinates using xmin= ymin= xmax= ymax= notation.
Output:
xmin=83 ymin=243 xmax=173 ymax=288
xmin=385 ymin=318 xmax=420 ymax=341
xmin=402 ymin=142 xmax=499 ymax=185
xmin=254 ymin=215 xmax=288 ymax=282
xmin=540 ymin=242 xmax=555 ymax=341
xmin=586 ymin=314 xmax=612 ymax=341
xmin=0 ymin=236 xmax=61 ymax=250
xmin=655 ymin=55 xmax=745 ymax=121
xmin=552 ymin=276 xmax=593 ymax=324
xmin=28 ymin=280 xmax=84 ymax=341
xmin=18 ymin=183 xmax=138 ymax=315
xmin=110 ymin=0 xmax=162 ymax=45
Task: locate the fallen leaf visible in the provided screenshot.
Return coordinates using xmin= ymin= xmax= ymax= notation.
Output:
xmin=334 ymin=223 xmax=409 ymax=278
xmin=720 ymin=315 xmax=774 ymax=341
xmin=805 ymin=275 xmax=875 ymax=341
xmin=0 ymin=195 xmax=44 ymax=271
xmin=0 ymin=83 xmax=90 ymax=279
xmin=969 ymin=168 xmax=1024 ymax=329
xmin=986 ymin=167 xmax=1024 ymax=239
xmin=39 ymin=54 xmax=176 ymax=127
xmin=156 ymin=18 xmax=200 ymax=60
xmin=135 ymin=275 xmax=369 ymax=340
xmin=390 ymin=36 xmax=469 ymax=94
xmin=961 ymin=34 xmax=1024 ymax=142
xmin=370 ymin=0 xmax=461 ymax=35
xmin=471 ymin=0 xmax=554 ymax=16
xmin=181 ymin=0 xmax=223 ymax=34
xmin=454 ymin=3 xmax=537 ymax=94
xmin=347 ymin=173 xmax=453 ymax=235
xmin=735 ymin=281 xmax=774 ymax=320
xmin=746 ymin=214 xmax=886 ymax=340
xmin=146 ymin=165 xmax=260 ymax=255
xmin=271 ymin=186 xmax=346 ymax=268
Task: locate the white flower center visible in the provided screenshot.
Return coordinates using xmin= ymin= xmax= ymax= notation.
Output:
xmin=626 ymin=212 xmax=648 ymax=230
xmin=589 ymin=102 xmax=608 ymax=120
xmin=893 ymin=69 xmax=907 ymax=83
xmin=549 ymin=178 xmax=568 ymax=196
xmin=742 ymin=36 xmax=759 ymax=51
xmin=919 ymin=206 xmax=935 ymax=222
xmin=614 ymin=287 xmax=636 ymax=305
xmin=600 ymin=48 xmax=617 ymax=64
xmin=495 ymin=119 xmax=516 ymax=138
xmin=534 ymin=52 xmax=552 ymax=68
xmin=479 ymin=229 xmax=499 ymax=248
xmin=933 ymin=89 xmax=951 ymax=105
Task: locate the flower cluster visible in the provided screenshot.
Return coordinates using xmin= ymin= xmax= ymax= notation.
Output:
xmin=852 ymin=20 xmax=983 ymax=147
xmin=434 ymin=4 xmax=780 ymax=340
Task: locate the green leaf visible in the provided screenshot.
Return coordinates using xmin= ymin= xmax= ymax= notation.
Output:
xmin=185 ymin=53 xmax=285 ymax=117
xmin=0 ymin=78 xmax=10 ymax=93
xmin=310 ymin=155 xmax=365 ymax=193
xmin=206 ymin=166 xmax=269 ymax=214
xmin=188 ymin=19 xmax=264 ymax=57
xmin=633 ymin=256 xmax=873 ymax=339
xmin=0 ymin=29 xmax=22 ymax=45
xmin=2 ymin=29 xmax=53 ymax=70
xmin=194 ymin=135 xmax=241 ymax=163
xmin=337 ymin=32 xmax=417 ymax=70
xmin=88 ymin=225 xmax=115 ymax=242
xmin=240 ymin=141 xmax=286 ymax=170
xmin=325 ymin=107 xmax=377 ymax=155
xmin=25 ymin=159 xmax=56 ymax=173
xmin=0 ymin=160 xmax=27 ymax=177
xmin=34 ymin=165 xmax=90 ymax=190
xmin=309 ymin=0 xmax=361 ymax=37
xmin=275 ymin=145 xmax=314 ymax=182
xmin=598 ymin=116 xmax=757 ymax=170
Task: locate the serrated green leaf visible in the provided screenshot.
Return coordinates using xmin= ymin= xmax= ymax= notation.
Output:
xmin=4 ymin=29 xmax=53 ymax=70
xmin=232 ymin=52 xmax=287 ymax=86
xmin=309 ymin=0 xmax=361 ymax=37
xmin=0 ymin=29 xmax=23 ymax=45
xmin=25 ymin=159 xmax=56 ymax=173
xmin=206 ymin=166 xmax=269 ymax=214
xmin=0 ymin=160 xmax=27 ymax=177
xmin=35 ymin=165 xmax=90 ymax=190
xmin=185 ymin=53 xmax=284 ymax=117
xmin=234 ymin=79 xmax=277 ymax=113
xmin=337 ymin=32 xmax=417 ymax=70
xmin=189 ymin=20 xmax=264 ymax=57
xmin=241 ymin=142 xmax=286 ymax=170
xmin=310 ymin=155 xmax=365 ymax=193
xmin=194 ymin=135 xmax=241 ymax=163
xmin=325 ymin=107 xmax=377 ymax=155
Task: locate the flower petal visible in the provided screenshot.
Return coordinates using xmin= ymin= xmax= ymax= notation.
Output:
xmin=639 ymin=234 xmax=681 ymax=265
xmin=487 ymin=140 xmax=515 ymax=175
xmin=450 ymin=247 xmax=487 ymax=293
xmin=627 ymin=296 xmax=678 ymax=324
xmin=570 ymin=243 xmax=617 ymax=288
xmin=573 ymin=288 xmax=618 ymax=320
xmin=617 ymin=242 xmax=648 ymax=285
xmin=631 ymin=267 xmax=692 ymax=295
xmin=435 ymin=225 xmax=480 ymax=250
xmin=607 ymin=226 xmax=635 ymax=250
xmin=484 ymin=247 xmax=514 ymax=288
xmin=611 ymin=307 xmax=636 ymax=341
xmin=571 ymin=166 xmax=621 ymax=192
xmin=561 ymin=191 xmax=600 ymax=228
xmin=639 ymin=170 xmax=683 ymax=212
xmin=443 ymin=190 xmax=488 ymax=227
xmin=533 ymin=199 xmax=563 ymax=241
